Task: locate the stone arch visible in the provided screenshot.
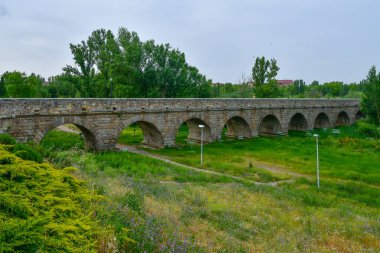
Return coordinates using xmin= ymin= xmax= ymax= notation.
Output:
xmin=258 ymin=115 xmax=282 ymax=135
xmin=289 ymin=113 xmax=308 ymax=131
xmin=119 ymin=118 xmax=164 ymax=148
xmin=314 ymin=112 xmax=331 ymax=129
xmin=336 ymin=111 xmax=350 ymax=126
xmin=223 ymin=116 xmax=252 ymax=139
xmin=176 ymin=117 xmax=212 ymax=144
xmin=38 ymin=121 xmax=97 ymax=151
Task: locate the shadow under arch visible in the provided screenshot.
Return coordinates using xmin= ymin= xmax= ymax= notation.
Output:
xmin=223 ymin=116 xmax=252 ymax=139
xmin=289 ymin=113 xmax=308 ymax=131
xmin=336 ymin=111 xmax=350 ymax=126
xmin=355 ymin=111 xmax=364 ymax=120
xmin=176 ymin=118 xmax=212 ymax=144
xmin=118 ymin=120 xmax=164 ymax=148
xmin=314 ymin=112 xmax=330 ymax=129
xmin=258 ymin=115 xmax=282 ymax=136
xmin=39 ymin=123 xmax=97 ymax=151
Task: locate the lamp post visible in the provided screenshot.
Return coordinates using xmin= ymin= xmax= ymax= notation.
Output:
xmin=313 ymin=134 xmax=320 ymax=189
xmin=110 ymin=77 xmax=113 ymax=99
xmin=199 ymin=124 xmax=204 ymax=166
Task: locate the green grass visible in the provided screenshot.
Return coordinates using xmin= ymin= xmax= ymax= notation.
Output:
xmin=30 ymin=125 xmax=380 ymax=252
xmin=118 ymin=125 xmax=144 ymax=146
xmin=143 ymin=125 xmax=380 ymax=186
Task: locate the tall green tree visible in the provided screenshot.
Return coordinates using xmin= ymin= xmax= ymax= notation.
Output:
xmin=361 ymin=66 xmax=380 ymax=124
xmin=0 ymin=74 xmax=6 ymax=97
xmin=64 ymin=40 xmax=96 ymax=97
xmin=63 ymin=27 xmax=211 ymax=98
xmin=252 ymin=56 xmax=280 ymax=97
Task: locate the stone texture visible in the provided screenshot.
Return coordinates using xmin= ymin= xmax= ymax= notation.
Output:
xmin=0 ymin=98 xmax=360 ymax=151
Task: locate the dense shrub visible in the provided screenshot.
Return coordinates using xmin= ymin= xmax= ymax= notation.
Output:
xmin=357 ymin=121 xmax=380 ymax=138
xmin=0 ymin=134 xmax=16 ymax=145
xmin=12 ymin=143 xmax=43 ymax=163
xmin=0 ymin=146 xmax=103 ymax=252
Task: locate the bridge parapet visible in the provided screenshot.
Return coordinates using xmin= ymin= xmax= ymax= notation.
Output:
xmin=0 ymin=98 xmax=359 ymax=118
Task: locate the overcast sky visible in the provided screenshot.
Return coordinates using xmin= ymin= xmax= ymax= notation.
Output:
xmin=0 ymin=0 xmax=379 ymax=84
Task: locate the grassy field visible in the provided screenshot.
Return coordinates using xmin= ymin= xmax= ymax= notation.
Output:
xmin=119 ymin=125 xmax=380 ymax=186
xmin=30 ymin=124 xmax=380 ymax=252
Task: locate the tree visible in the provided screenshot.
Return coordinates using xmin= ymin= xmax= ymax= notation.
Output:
xmin=252 ymin=57 xmax=279 ymax=86
xmin=251 ymin=56 xmax=280 ymax=98
xmin=0 ymin=74 xmax=6 ymax=97
xmin=1 ymin=71 xmax=46 ymax=98
xmin=311 ymin=80 xmax=319 ymax=86
xmin=64 ymin=39 xmax=97 ymax=97
xmin=64 ymin=27 xmax=212 ymax=98
xmin=361 ymin=66 xmax=380 ymax=124
xmin=291 ymin=79 xmax=306 ymax=96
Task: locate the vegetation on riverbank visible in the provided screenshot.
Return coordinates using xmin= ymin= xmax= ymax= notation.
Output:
xmin=0 ymin=143 xmax=100 ymax=252
xmin=17 ymin=123 xmax=378 ymax=252
xmin=1 ymin=121 xmax=379 ymax=252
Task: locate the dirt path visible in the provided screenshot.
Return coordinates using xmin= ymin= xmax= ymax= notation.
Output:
xmin=56 ymin=125 xmax=81 ymax=134
xmin=116 ymin=144 xmax=299 ymax=186
xmin=246 ymin=159 xmax=307 ymax=178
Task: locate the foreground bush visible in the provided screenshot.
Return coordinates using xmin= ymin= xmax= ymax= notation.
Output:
xmin=12 ymin=143 xmax=43 ymax=163
xmin=0 ymin=145 xmax=101 ymax=252
xmin=0 ymin=134 xmax=16 ymax=145
xmin=357 ymin=121 xmax=380 ymax=138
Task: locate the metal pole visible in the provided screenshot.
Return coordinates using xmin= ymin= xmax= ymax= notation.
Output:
xmin=200 ymin=127 xmax=203 ymax=166
xmin=110 ymin=78 xmax=113 ymax=99
xmin=316 ymin=135 xmax=320 ymax=189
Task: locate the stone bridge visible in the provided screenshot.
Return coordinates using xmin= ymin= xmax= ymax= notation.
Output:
xmin=0 ymin=98 xmax=360 ymax=151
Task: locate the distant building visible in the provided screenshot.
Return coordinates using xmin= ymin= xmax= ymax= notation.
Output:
xmin=277 ymin=80 xmax=293 ymax=86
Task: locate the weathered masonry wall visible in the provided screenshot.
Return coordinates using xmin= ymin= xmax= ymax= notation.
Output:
xmin=0 ymin=98 xmax=360 ymax=151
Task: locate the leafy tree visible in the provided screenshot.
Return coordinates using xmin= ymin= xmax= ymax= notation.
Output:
xmin=252 ymin=56 xmax=279 ymax=86
xmin=252 ymin=56 xmax=280 ymax=97
xmin=1 ymin=71 xmax=46 ymax=98
xmin=64 ymin=27 xmax=211 ymax=98
xmin=311 ymin=80 xmax=319 ymax=86
xmin=0 ymin=74 xmax=6 ymax=97
xmin=361 ymin=66 xmax=380 ymax=124
xmin=255 ymin=79 xmax=281 ymax=98
xmin=64 ymin=40 xmax=96 ymax=97
xmin=320 ymin=81 xmax=343 ymax=97
xmin=47 ymin=74 xmax=80 ymax=98
xmin=288 ymin=79 xmax=306 ymax=97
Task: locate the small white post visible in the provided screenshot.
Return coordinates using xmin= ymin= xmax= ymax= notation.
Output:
xmin=199 ymin=124 xmax=204 ymax=166
xmin=314 ymin=134 xmax=320 ymax=189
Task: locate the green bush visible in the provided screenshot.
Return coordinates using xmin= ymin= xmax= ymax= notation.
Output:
xmin=12 ymin=143 xmax=43 ymax=163
xmin=0 ymin=146 xmax=105 ymax=252
xmin=0 ymin=134 xmax=16 ymax=145
xmin=357 ymin=121 xmax=380 ymax=138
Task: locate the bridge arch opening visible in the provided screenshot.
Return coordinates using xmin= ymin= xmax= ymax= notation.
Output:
xmin=258 ymin=115 xmax=282 ymax=136
xmin=336 ymin=111 xmax=350 ymax=126
xmin=355 ymin=111 xmax=363 ymax=120
xmin=175 ymin=118 xmax=212 ymax=145
xmin=118 ymin=121 xmax=164 ymax=148
xmin=40 ymin=124 xmax=96 ymax=151
xmin=223 ymin=116 xmax=251 ymax=139
xmin=314 ymin=113 xmax=330 ymax=129
xmin=289 ymin=113 xmax=308 ymax=131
